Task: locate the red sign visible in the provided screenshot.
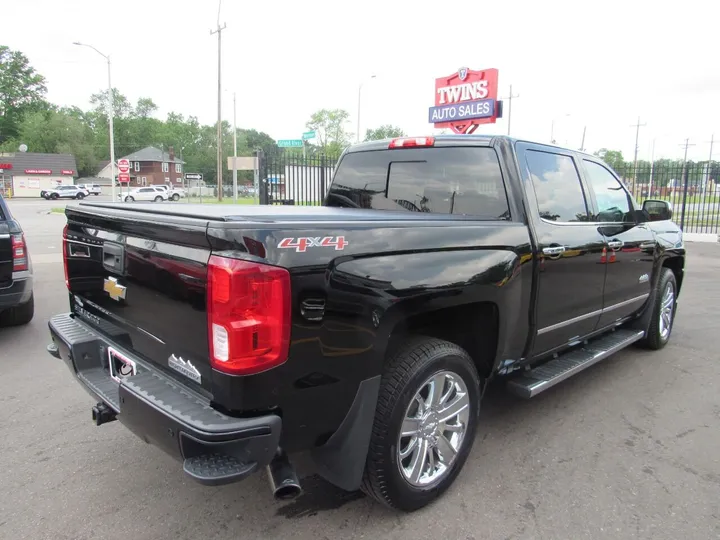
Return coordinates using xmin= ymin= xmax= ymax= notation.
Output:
xmin=0 ymin=163 xmax=12 ymax=170
xmin=118 ymin=172 xmax=131 ymax=184
xmin=117 ymin=158 xmax=130 ymax=174
xmin=25 ymin=169 xmax=52 ymax=175
xmin=61 ymin=169 xmax=74 ymax=175
xmin=429 ymin=67 xmax=501 ymax=134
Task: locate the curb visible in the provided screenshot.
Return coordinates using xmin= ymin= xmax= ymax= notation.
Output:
xmin=683 ymin=232 xmax=719 ymax=243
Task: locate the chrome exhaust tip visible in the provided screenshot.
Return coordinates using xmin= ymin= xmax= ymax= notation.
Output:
xmin=267 ymin=449 xmax=302 ymax=500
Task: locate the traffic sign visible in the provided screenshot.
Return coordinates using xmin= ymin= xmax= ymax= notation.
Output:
xmin=117 ymin=158 xmax=130 ymax=174
xmin=302 ymin=131 xmax=316 ymax=140
xmin=185 ymin=173 xmax=203 ymax=181
xmin=277 ymin=139 xmax=303 ymax=148
xmin=118 ymin=172 xmax=131 ymax=184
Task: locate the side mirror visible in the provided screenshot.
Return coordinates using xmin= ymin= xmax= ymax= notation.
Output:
xmin=642 ymin=199 xmax=673 ymax=221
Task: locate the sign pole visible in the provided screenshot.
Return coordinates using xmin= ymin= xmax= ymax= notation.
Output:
xmin=233 ymin=92 xmax=238 ymax=203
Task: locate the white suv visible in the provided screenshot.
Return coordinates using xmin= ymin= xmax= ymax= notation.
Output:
xmin=42 ymin=185 xmax=89 ymax=200
xmin=154 ymin=185 xmax=186 ymax=201
xmin=77 ymin=183 xmax=102 ymax=196
xmin=117 ymin=186 xmax=168 ymax=203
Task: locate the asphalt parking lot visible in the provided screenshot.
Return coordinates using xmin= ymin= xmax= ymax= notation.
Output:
xmin=1 ymin=198 xmax=719 ymax=540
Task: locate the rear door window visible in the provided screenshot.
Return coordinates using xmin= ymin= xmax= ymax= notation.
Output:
xmin=328 ymin=147 xmax=510 ymax=219
xmin=525 ymin=150 xmax=590 ymax=222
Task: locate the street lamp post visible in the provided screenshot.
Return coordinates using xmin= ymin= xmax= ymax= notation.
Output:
xmin=357 ymin=75 xmax=376 ymax=143
xmin=73 ymin=42 xmax=116 ymax=203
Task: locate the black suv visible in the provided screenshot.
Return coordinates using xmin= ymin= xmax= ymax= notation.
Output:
xmin=0 ymin=194 xmax=34 ymax=326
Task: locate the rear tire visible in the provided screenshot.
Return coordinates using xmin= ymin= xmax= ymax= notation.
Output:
xmin=0 ymin=294 xmax=34 ymax=327
xmin=172 ymin=193 xmax=180 ymax=201
xmin=640 ymin=267 xmax=677 ymax=350
xmin=125 ymin=196 xmax=134 ymax=202
xmin=361 ymin=337 xmax=481 ymax=512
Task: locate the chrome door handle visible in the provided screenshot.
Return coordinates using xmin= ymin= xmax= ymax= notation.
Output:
xmin=607 ymin=240 xmax=624 ymax=250
xmin=542 ymin=246 xmax=566 ymax=256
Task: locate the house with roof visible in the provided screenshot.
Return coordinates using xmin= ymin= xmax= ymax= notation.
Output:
xmin=0 ymin=152 xmax=78 ymax=198
xmin=97 ymin=146 xmax=185 ymax=187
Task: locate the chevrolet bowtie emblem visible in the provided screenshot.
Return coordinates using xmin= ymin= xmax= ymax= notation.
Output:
xmin=104 ymin=277 xmax=126 ymax=301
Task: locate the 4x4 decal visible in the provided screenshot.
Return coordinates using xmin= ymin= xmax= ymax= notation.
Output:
xmin=278 ymin=236 xmax=348 ymax=253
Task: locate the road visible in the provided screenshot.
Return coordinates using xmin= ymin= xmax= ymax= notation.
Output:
xmin=1 ymin=198 xmax=719 ymax=540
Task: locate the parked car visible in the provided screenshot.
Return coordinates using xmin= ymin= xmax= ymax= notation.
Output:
xmin=47 ymin=135 xmax=684 ymax=512
xmin=116 ymin=186 xmax=168 ymax=202
xmin=0 ymin=193 xmax=33 ymax=326
xmin=154 ymin=184 xmax=186 ymax=201
xmin=77 ymin=183 xmax=102 ymax=196
xmin=41 ymin=185 xmax=89 ymax=200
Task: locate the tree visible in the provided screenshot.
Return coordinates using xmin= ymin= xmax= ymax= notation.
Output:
xmin=135 ymin=98 xmax=158 ymax=119
xmin=305 ymin=109 xmax=351 ymax=155
xmin=594 ymin=148 xmax=626 ymax=172
xmin=364 ymin=125 xmax=406 ymax=141
xmin=0 ymin=46 xmax=47 ymax=143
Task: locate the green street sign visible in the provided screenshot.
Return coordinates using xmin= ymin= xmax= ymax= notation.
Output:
xmin=302 ymin=131 xmax=316 ymax=140
xmin=277 ymin=139 xmax=303 ymax=148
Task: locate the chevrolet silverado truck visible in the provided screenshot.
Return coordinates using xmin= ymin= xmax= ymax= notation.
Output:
xmin=0 ymin=193 xmax=34 ymax=326
xmin=47 ymin=135 xmax=684 ymax=512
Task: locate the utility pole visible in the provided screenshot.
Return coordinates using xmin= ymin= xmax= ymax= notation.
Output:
xmin=630 ymin=116 xmax=646 ymax=183
xmin=706 ymin=134 xmax=715 ymax=195
xmin=580 ymin=126 xmax=587 ymax=152
xmin=648 ymin=138 xmax=656 ymax=197
xmin=503 ymin=84 xmax=520 ymax=136
xmin=232 ymin=92 xmax=237 ymax=203
xmin=678 ymin=138 xmax=696 ymax=230
xmin=211 ymin=6 xmax=226 ymax=202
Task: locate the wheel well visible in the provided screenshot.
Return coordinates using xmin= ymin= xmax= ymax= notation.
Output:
xmin=387 ymin=302 xmax=498 ymax=378
xmin=662 ymin=256 xmax=684 ymax=293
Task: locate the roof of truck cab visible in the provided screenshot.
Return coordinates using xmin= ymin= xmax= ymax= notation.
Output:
xmin=346 ymin=134 xmax=597 ymax=159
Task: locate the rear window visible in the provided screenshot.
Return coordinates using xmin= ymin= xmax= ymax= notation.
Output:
xmin=327 ymin=147 xmax=510 ymax=219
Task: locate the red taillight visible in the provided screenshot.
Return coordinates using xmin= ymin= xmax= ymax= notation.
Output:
xmin=388 ymin=137 xmax=435 ymax=149
xmin=11 ymin=232 xmax=28 ymax=272
xmin=207 ymin=255 xmax=291 ymax=376
xmin=62 ymin=224 xmax=69 ymax=289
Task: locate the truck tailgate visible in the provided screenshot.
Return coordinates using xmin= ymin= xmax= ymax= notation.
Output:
xmin=64 ymin=205 xmax=213 ymax=392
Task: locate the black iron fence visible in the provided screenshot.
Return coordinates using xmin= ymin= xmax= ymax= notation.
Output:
xmin=615 ymin=161 xmax=719 ymax=234
xmin=256 ymin=152 xmax=720 ymax=235
xmin=258 ymin=153 xmax=338 ymax=206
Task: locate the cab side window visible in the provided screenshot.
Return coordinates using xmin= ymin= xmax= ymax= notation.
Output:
xmin=525 ymin=150 xmax=590 ymax=222
xmin=583 ymin=160 xmax=633 ymax=223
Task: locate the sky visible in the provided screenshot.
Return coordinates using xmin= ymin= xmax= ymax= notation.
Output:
xmin=3 ymin=0 xmax=718 ymax=162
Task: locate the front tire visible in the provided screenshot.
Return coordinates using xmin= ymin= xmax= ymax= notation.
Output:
xmin=51 ymin=193 xmax=59 ymax=200
xmin=76 ymin=193 xmax=85 ymax=199
xmin=361 ymin=337 xmax=481 ymax=512
xmin=0 ymin=294 xmax=34 ymax=326
xmin=640 ymin=267 xmax=677 ymax=350
xmin=154 ymin=195 xmax=163 ymax=202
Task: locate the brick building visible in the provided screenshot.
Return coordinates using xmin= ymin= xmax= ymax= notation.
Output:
xmin=97 ymin=146 xmax=185 ymax=187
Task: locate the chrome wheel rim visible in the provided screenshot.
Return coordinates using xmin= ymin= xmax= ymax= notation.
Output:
xmin=659 ymin=282 xmax=675 ymax=340
xmin=397 ymin=370 xmax=470 ymax=488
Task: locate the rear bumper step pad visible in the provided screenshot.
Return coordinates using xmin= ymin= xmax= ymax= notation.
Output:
xmin=47 ymin=313 xmax=281 ymax=485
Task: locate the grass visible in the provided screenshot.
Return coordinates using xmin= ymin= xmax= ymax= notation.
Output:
xmin=50 ymin=207 xmax=65 ymax=214
xmin=637 ymin=195 xmax=720 ymax=205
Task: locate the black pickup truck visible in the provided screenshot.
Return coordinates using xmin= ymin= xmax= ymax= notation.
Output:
xmin=47 ymin=135 xmax=684 ymax=512
xmin=0 ymin=193 xmax=34 ymax=326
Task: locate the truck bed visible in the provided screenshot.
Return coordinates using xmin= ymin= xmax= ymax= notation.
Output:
xmin=70 ymin=201 xmax=494 ymax=224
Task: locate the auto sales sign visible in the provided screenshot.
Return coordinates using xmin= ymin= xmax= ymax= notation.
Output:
xmin=428 ymin=67 xmax=501 ymax=134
